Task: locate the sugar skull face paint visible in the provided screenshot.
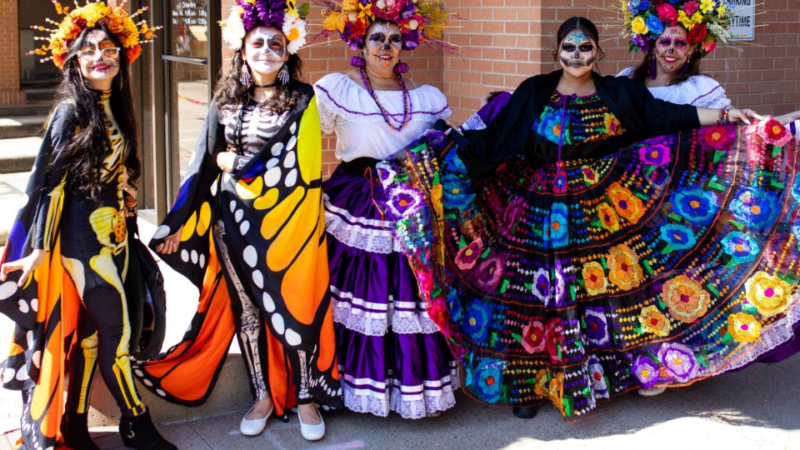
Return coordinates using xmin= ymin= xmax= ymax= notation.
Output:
xmin=655 ymin=26 xmax=691 ymax=74
xmin=77 ymin=29 xmax=121 ymax=86
xmin=559 ymin=30 xmax=596 ymax=77
xmin=365 ymin=22 xmax=402 ymax=71
xmin=243 ymin=26 xmax=288 ymax=76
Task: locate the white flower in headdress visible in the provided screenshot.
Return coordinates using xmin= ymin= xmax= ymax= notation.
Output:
xmin=221 ymin=6 xmax=247 ymax=50
xmin=282 ymin=9 xmax=307 ymax=54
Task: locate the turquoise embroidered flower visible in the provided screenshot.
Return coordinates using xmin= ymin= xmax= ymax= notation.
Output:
xmin=660 ymin=224 xmax=697 ymax=250
xmin=720 ymin=231 xmax=760 ymax=264
xmin=730 ymin=188 xmax=779 ymax=232
xmin=670 ymin=187 xmax=719 ymax=226
xmin=472 ymin=358 xmax=504 ymax=404
xmin=545 ymin=203 xmax=569 ymax=248
xmin=442 ymin=173 xmax=476 ymax=211
xmin=463 ymin=299 xmax=491 ymax=341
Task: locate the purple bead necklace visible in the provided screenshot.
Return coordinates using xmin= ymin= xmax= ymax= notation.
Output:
xmin=358 ymin=67 xmax=412 ymax=132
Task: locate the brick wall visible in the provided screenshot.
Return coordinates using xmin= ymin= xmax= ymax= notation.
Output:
xmin=443 ymin=0 xmax=800 ymax=124
xmin=0 ymin=0 xmax=26 ymax=105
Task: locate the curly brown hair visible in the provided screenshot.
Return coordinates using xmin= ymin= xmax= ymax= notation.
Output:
xmin=214 ymin=48 xmax=303 ymax=114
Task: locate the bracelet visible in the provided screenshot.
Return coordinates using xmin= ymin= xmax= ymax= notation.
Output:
xmin=717 ymin=106 xmax=732 ymax=125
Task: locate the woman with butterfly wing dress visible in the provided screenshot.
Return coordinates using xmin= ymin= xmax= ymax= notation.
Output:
xmin=133 ymin=0 xmax=341 ymax=442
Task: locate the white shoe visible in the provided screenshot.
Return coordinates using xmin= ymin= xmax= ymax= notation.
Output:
xmin=298 ymin=405 xmax=325 ymax=441
xmin=240 ymin=404 xmax=273 ymax=436
xmin=638 ymin=387 xmax=667 ymax=397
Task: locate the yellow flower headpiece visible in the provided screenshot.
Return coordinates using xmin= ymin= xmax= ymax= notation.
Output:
xmin=30 ymin=0 xmax=161 ymax=69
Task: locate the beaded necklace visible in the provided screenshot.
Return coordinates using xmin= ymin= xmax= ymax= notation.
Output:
xmin=358 ymin=67 xmax=413 ymax=132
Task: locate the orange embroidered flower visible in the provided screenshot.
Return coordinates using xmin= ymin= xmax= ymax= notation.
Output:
xmin=639 ymin=305 xmax=671 ymax=337
xmin=727 ymin=312 xmax=762 ymax=343
xmin=604 ymin=113 xmax=624 ymax=136
xmin=662 ymin=275 xmax=711 ymax=324
xmin=597 ymin=202 xmax=620 ymax=233
xmin=744 ymin=271 xmax=792 ymax=317
xmin=534 ymin=369 xmax=565 ymax=413
xmin=582 ymin=261 xmax=607 ymax=296
xmin=607 ymin=244 xmax=643 ymax=291
xmin=607 ymin=182 xmax=645 ymax=224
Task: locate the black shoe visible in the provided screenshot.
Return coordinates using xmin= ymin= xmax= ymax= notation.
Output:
xmin=62 ymin=412 xmax=100 ymax=450
xmin=512 ymin=406 xmax=538 ymax=419
xmin=119 ymin=410 xmax=178 ymax=450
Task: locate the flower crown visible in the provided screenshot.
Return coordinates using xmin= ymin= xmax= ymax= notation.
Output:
xmin=621 ymin=0 xmax=734 ymax=58
xmin=30 ymin=0 xmax=160 ymax=69
xmin=316 ymin=0 xmax=452 ymax=52
xmin=220 ymin=0 xmax=310 ymax=54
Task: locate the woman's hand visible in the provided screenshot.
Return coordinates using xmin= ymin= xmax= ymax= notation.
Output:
xmin=216 ymin=152 xmax=237 ymax=173
xmin=728 ymin=108 xmax=763 ymax=125
xmin=0 ymin=250 xmax=46 ymax=287
xmin=155 ymin=227 xmax=183 ymax=255
xmin=775 ymin=110 xmax=800 ymax=126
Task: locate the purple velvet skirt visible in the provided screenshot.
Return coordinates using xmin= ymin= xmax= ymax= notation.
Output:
xmin=323 ymin=163 xmax=459 ymax=419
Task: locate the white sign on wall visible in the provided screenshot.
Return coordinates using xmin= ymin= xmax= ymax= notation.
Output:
xmin=728 ymin=0 xmax=756 ymax=41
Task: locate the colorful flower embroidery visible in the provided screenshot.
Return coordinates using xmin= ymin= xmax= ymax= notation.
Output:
xmin=744 ymin=271 xmax=792 ymax=317
xmin=639 ymin=143 xmax=671 ymax=166
xmin=545 ymin=318 xmax=567 ymax=364
xmin=464 ymin=299 xmax=491 ymax=341
xmin=730 ymin=188 xmax=779 ymax=232
xmin=534 ymin=369 xmax=565 ymax=410
xmin=455 ymin=238 xmax=483 ymax=270
xmin=607 ymin=244 xmax=644 ymax=291
xmin=536 ymin=109 xmax=568 ymax=145
xmin=660 ymin=224 xmax=698 ymax=251
xmin=658 ymin=343 xmax=699 ymax=382
xmin=545 ymin=203 xmax=569 ymax=248
xmin=639 ymin=305 xmax=671 ymax=337
xmin=720 ymin=231 xmax=760 ymax=264
xmin=662 ymin=275 xmax=711 ymax=324
xmin=554 ymin=168 xmax=568 ymax=194
xmin=521 ymin=320 xmax=546 ymax=354
xmin=501 ymin=197 xmax=525 ymax=235
xmin=670 ymin=187 xmax=719 ymax=226
xmin=582 ymin=261 xmax=608 ymax=296
xmin=757 ymin=117 xmax=792 ymax=147
xmin=597 ymin=202 xmax=621 ymax=233
xmin=604 ymin=113 xmax=624 ymax=136
xmin=727 ymin=312 xmax=762 ymax=343
xmin=582 ymin=165 xmax=599 ymax=185
xmin=608 ymin=182 xmax=645 ymax=224
xmin=474 ymin=255 xmax=504 ymax=292
xmin=442 ymin=173 xmax=476 ymax=211
xmin=587 ymin=355 xmax=609 ymax=399
xmin=585 ymin=307 xmax=611 ymax=348
xmin=473 ymin=358 xmax=504 ymax=404
xmin=446 ymin=290 xmax=464 ymax=321
xmin=531 ymin=268 xmax=552 ymax=304
xmin=386 ymin=185 xmax=423 ymax=218
xmin=632 ymin=355 xmax=661 ymax=389
xmin=700 ymin=125 xmax=735 ymax=150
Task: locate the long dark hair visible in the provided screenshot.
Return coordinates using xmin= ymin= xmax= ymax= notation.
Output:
xmin=214 ymin=32 xmax=303 ymax=114
xmin=630 ymin=46 xmax=702 ymax=86
xmin=53 ymin=25 xmax=140 ymax=200
xmin=551 ymin=17 xmax=606 ymax=73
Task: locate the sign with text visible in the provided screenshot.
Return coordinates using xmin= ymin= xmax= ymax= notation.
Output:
xmin=728 ymin=0 xmax=755 ymax=41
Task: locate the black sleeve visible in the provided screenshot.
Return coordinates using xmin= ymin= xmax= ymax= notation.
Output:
xmin=457 ymin=106 xmax=509 ymax=177
xmin=34 ymin=103 xmax=75 ymax=250
xmin=184 ymin=102 xmax=227 ymax=215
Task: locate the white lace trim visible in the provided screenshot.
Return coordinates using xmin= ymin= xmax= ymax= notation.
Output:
xmin=332 ymin=295 xmax=443 ymax=336
xmin=324 ymin=196 xmax=403 ymax=254
xmin=617 ymin=67 xmax=732 ymax=109
xmin=339 ymin=367 xmax=460 ymax=419
xmin=460 ymin=113 xmax=488 ymax=131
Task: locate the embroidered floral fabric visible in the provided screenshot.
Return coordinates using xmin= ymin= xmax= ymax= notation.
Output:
xmin=533 ymin=92 xmax=625 ymax=146
xmin=378 ymin=117 xmax=800 ymax=418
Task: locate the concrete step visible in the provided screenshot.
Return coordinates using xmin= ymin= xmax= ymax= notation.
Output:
xmin=0 ymin=104 xmax=53 ymax=117
xmin=24 ymin=88 xmax=57 ymax=103
xmin=0 ymin=137 xmax=41 ymax=175
xmin=0 ymin=116 xmax=46 ymax=140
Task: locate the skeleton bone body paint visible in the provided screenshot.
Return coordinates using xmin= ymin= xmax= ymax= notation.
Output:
xmin=244 ymin=26 xmax=288 ymax=76
xmin=559 ymin=31 xmax=596 ymax=69
xmin=366 ymin=22 xmax=402 ymax=70
xmin=655 ymin=26 xmax=691 ymax=73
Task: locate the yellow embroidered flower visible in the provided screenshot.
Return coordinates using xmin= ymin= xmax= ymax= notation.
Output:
xmin=640 ymin=305 xmax=671 ymax=337
xmin=727 ymin=313 xmax=762 ymax=343
xmin=582 ymin=261 xmax=608 ymax=296
xmin=700 ymin=0 xmax=715 ymax=14
xmin=607 ymin=182 xmax=645 ymax=224
xmin=597 ymin=202 xmax=620 ymax=233
xmin=662 ymin=275 xmax=711 ymax=324
xmin=607 ymin=244 xmax=644 ymax=291
xmin=678 ymin=10 xmax=695 ymax=30
xmin=604 ymin=113 xmax=623 ymax=136
xmin=745 ymin=271 xmax=792 ymax=317
xmin=534 ymin=369 xmax=565 ymax=413
xmin=631 ymin=16 xmax=649 ymax=35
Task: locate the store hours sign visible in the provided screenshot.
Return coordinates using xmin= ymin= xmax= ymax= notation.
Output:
xmin=728 ymin=0 xmax=755 ymax=41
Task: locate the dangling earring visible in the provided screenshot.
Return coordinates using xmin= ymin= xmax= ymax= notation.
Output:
xmin=240 ymin=61 xmax=251 ymax=86
xmin=650 ymin=53 xmax=657 ymax=80
xmin=278 ymin=63 xmax=290 ymax=86
xmin=350 ymin=52 xmax=366 ymax=68
xmin=394 ymin=61 xmax=409 ymax=74
xmin=679 ymin=59 xmax=690 ymax=74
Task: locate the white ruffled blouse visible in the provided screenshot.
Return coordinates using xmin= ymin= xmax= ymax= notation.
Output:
xmin=314 ymin=72 xmax=451 ymax=162
xmin=617 ymin=66 xmax=732 ymax=109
